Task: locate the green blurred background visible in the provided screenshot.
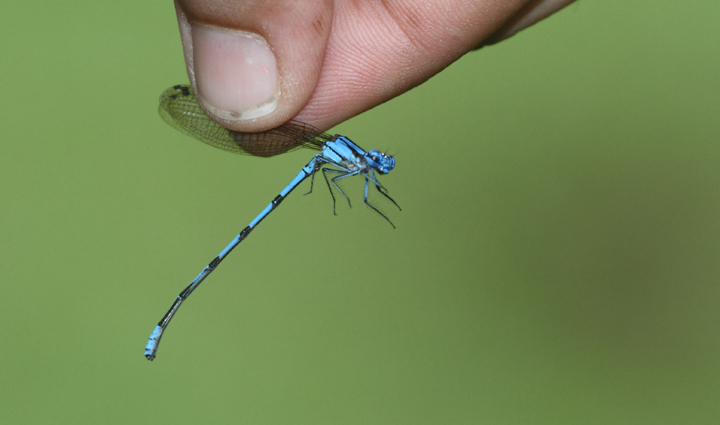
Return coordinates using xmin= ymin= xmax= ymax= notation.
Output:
xmin=1 ymin=1 xmax=719 ymax=423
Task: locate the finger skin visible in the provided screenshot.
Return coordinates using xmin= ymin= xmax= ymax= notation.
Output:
xmin=174 ymin=0 xmax=577 ymax=132
xmin=478 ymin=0 xmax=578 ymax=47
xmin=293 ymin=0 xmax=529 ymax=129
xmin=175 ymin=0 xmax=333 ymax=132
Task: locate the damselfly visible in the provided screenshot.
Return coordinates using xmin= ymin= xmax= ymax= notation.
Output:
xmin=144 ymin=85 xmax=400 ymax=360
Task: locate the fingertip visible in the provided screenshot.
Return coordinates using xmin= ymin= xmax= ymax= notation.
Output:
xmin=173 ymin=0 xmax=333 ymax=132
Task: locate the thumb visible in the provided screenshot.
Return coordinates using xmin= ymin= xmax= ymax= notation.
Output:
xmin=174 ymin=0 xmax=333 ymax=132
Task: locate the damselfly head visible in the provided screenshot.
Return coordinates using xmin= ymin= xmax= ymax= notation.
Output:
xmin=365 ymin=150 xmax=395 ymax=174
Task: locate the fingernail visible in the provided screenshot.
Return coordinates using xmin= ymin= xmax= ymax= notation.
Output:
xmin=191 ymin=24 xmax=279 ymax=121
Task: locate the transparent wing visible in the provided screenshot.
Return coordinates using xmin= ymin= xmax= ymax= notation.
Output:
xmin=158 ymin=85 xmax=332 ymax=157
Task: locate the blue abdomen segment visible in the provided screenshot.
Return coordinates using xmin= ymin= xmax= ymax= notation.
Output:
xmin=145 ymin=325 xmax=163 ymax=360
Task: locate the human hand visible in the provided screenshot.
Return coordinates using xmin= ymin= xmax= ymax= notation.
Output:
xmin=173 ymin=0 xmax=576 ymax=133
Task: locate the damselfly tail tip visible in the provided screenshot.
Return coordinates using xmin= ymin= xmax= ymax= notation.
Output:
xmin=145 ymin=325 xmax=164 ymax=361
